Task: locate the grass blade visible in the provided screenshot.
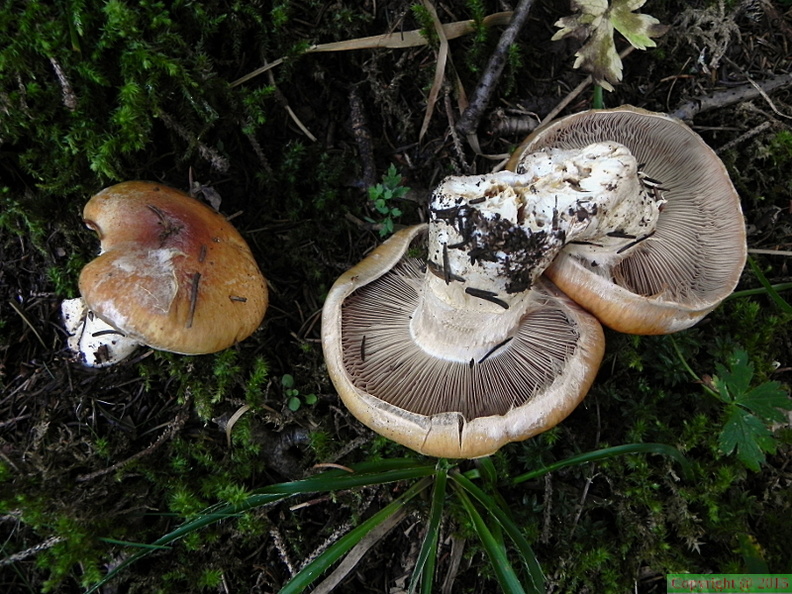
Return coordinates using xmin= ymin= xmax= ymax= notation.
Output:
xmin=511 ymin=443 xmax=692 ymax=485
xmin=96 ymin=538 xmax=171 ymax=550
xmin=450 ymin=471 xmax=544 ymax=594
xmin=280 ymin=477 xmax=433 ymax=594
xmin=747 ymin=256 xmax=792 ymax=314
xmin=409 ymin=459 xmax=449 ymax=594
xmin=452 ymin=483 xmax=526 ymax=594
xmin=86 ymin=459 xmax=436 ymax=592
xmin=729 ymin=282 xmax=792 ymax=300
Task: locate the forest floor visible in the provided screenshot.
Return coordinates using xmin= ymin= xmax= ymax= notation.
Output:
xmin=1 ymin=1 xmax=791 ymax=593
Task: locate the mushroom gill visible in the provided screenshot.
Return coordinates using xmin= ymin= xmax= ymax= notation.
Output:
xmin=507 ymin=106 xmax=747 ymax=333
xmin=340 ymin=257 xmax=583 ymax=420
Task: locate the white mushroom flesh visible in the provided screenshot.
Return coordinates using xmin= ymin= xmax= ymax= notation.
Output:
xmin=61 ymin=297 xmax=141 ymax=367
xmin=414 ymin=141 xmax=663 ymax=361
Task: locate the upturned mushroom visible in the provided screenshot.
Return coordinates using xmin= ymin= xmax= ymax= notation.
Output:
xmin=322 ymin=139 xmax=685 ymax=458
xmin=63 ymin=181 xmax=268 ymax=367
xmin=506 ymin=106 xmax=747 ymax=334
xmin=322 ymin=225 xmax=604 ymax=459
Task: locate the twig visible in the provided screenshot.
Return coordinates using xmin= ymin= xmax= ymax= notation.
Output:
xmin=224 ymin=404 xmax=251 ymax=447
xmin=716 ymin=120 xmax=773 ymax=154
xmin=441 ymin=534 xmax=466 ymax=594
xmin=267 ymin=67 xmax=317 ymax=142
xmin=540 ymin=473 xmax=553 ymax=544
xmin=671 ymin=71 xmax=792 ymax=121
xmin=49 ymin=57 xmax=77 ymax=111
xmin=456 ymin=0 xmax=537 ymax=136
xmin=0 ymin=536 xmax=65 ymax=567
xmin=748 ymin=248 xmax=792 ymax=257
xmin=270 ymin=525 xmax=296 ymax=577
xmin=444 ymin=87 xmax=471 ymax=173
xmin=158 ymin=111 xmax=230 ymax=173
xmin=7 ymin=299 xmax=47 ymax=349
xmin=349 ymin=86 xmax=377 ymax=187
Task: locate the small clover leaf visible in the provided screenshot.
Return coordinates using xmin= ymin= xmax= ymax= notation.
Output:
xmin=368 ymin=164 xmax=410 ymax=237
xmin=552 ymin=0 xmax=668 ymax=91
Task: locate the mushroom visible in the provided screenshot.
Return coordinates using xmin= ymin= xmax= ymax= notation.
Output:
xmin=65 ymin=181 xmax=267 ymax=366
xmin=323 ymin=138 xmax=678 ymax=456
xmin=506 ymin=106 xmax=747 ymax=334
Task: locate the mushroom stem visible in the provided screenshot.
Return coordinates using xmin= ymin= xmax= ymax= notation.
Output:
xmin=412 ymin=141 xmax=664 ymax=360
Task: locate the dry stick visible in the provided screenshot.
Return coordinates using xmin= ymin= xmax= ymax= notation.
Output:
xmin=440 ymin=534 xmax=466 ymax=594
xmin=716 ymin=120 xmax=774 ymax=154
xmin=349 ymin=86 xmax=377 ymax=187
xmin=266 ymin=65 xmax=318 ymax=142
xmin=748 ymin=248 xmax=792 ymax=257
xmin=270 ymin=525 xmax=297 ymax=577
xmin=456 ymin=0 xmax=537 ymax=137
xmin=159 ymin=111 xmax=230 ymax=173
xmin=7 ymin=299 xmax=47 ymax=349
xmin=0 ymin=536 xmax=65 ymax=567
xmin=671 ymin=71 xmax=792 ymax=121
xmin=49 ymin=56 xmax=77 ymax=110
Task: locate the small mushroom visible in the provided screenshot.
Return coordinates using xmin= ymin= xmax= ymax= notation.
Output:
xmin=322 ymin=156 xmax=620 ymax=457
xmin=506 ymin=106 xmax=747 ymax=334
xmin=65 ymin=181 xmax=267 ymax=366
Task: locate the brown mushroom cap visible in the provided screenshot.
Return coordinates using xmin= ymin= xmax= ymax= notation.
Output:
xmin=321 ymin=224 xmax=605 ymax=459
xmin=506 ymin=106 xmax=747 ymax=334
xmin=79 ymin=181 xmax=268 ymax=355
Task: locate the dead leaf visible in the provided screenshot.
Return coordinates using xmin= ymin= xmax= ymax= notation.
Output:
xmin=553 ymin=0 xmax=668 ymax=91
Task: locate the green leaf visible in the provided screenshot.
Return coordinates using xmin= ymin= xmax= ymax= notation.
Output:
xmin=281 ymin=374 xmax=294 ymax=389
xmin=287 ymin=397 xmax=301 ymax=411
xmin=747 ymin=256 xmax=792 ymax=314
xmin=87 ymin=460 xmax=436 ymax=593
xmin=719 ymin=406 xmax=776 ymax=471
xmin=711 ymin=348 xmax=791 ymax=422
xmin=714 ymin=349 xmax=753 ymax=398
xmin=452 ymin=472 xmax=544 ymax=593
xmin=739 ymin=382 xmax=792 ymax=422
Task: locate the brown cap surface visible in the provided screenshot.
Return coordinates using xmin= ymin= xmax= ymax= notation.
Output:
xmin=79 ymin=181 xmax=268 ymax=354
xmin=321 ymin=225 xmax=605 ymax=458
xmin=507 ymin=106 xmax=747 ymax=334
